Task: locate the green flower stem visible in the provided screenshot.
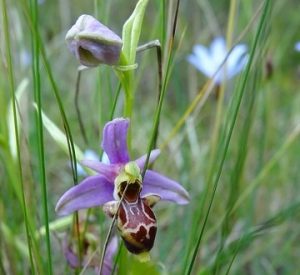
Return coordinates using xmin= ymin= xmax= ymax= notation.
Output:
xmin=118 ymin=53 xmax=134 ymax=119
xmin=114 ymin=53 xmax=135 ymax=149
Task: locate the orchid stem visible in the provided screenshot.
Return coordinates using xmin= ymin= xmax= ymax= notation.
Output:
xmin=137 ymin=40 xmax=163 ymax=149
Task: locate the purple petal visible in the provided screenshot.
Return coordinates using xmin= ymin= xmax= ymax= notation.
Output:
xmin=66 ymin=14 xmax=122 ymax=67
xmin=101 ymin=118 xmax=130 ymax=164
xmin=62 ymin=238 xmax=80 ymax=268
xmin=55 ymin=175 xmax=114 ymax=216
xmin=135 ymin=149 xmax=160 ymax=170
xmin=75 ymin=39 xmax=122 ymax=67
xmin=141 ymin=170 xmax=190 ymax=205
xmin=81 ymin=159 xmax=119 ymax=181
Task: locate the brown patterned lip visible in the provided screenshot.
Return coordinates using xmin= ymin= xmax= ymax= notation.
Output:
xmin=117 ymin=197 xmax=157 ymax=254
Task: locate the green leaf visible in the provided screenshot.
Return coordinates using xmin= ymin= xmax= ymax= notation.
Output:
xmin=7 ymin=78 xmax=29 ymax=159
xmin=36 ymin=216 xmax=73 ymax=238
xmin=122 ymin=0 xmax=149 ymax=64
xmin=33 ymin=105 xmax=83 ymax=160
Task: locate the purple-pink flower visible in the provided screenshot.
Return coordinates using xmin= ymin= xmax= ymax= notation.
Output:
xmin=63 ymin=230 xmax=118 ymax=274
xmin=65 ymin=14 xmax=123 ymax=67
xmin=56 ymin=118 xmax=189 ymax=256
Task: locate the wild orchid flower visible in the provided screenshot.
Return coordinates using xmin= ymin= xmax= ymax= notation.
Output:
xmin=56 ymin=118 xmax=189 ymax=259
xmin=66 ymin=14 xmax=123 ymax=67
xmin=187 ymin=36 xmax=248 ymax=84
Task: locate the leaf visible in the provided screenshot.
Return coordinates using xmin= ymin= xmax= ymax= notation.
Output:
xmin=122 ymin=0 xmax=149 ymax=64
xmin=33 ymin=105 xmax=84 ymax=160
xmin=7 ymin=78 xmax=29 ymax=159
xmin=36 ymin=216 xmax=73 ymax=238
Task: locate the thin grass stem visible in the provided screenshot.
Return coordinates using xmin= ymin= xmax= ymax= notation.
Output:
xmin=98 ymin=184 xmax=129 ymax=275
xmin=1 ymin=0 xmax=36 ymax=272
xmin=185 ymin=1 xmax=271 ymax=273
xmin=29 ymin=0 xmax=53 ymax=272
xmin=141 ymin=0 xmax=180 ymax=178
xmin=75 ymin=67 xmax=88 ymax=145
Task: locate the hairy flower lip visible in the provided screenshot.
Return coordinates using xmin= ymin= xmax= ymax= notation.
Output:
xmin=56 ymin=118 xmax=190 ymax=217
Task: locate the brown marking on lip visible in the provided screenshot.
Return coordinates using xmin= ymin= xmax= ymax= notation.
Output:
xmin=117 ymin=196 xmax=157 ymax=254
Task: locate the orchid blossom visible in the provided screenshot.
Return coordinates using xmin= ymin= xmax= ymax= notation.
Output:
xmin=56 ymin=118 xmax=189 ymax=258
xmin=187 ymin=36 xmax=248 ymax=84
xmin=66 ymin=14 xmax=123 ymax=67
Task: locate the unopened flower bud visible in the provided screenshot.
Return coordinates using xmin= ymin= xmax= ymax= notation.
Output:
xmin=66 ymin=14 xmax=123 ymax=67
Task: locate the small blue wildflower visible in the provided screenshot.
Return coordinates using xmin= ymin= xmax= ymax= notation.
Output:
xmin=76 ymin=149 xmax=99 ymax=176
xmin=187 ymin=36 xmax=248 ymax=84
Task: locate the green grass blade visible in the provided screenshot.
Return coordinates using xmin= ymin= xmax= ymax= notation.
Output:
xmin=185 ymin=0 xmax=272 ymax=274
xmin=29 ymin=0 xmax=53 ymax=272
xmin=1 ymin=0 xmax=35 ymax=271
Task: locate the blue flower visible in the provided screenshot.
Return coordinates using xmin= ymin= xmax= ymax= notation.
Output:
xmin=187 ymin=36 xmax=248 ymax=84
xmin=295 ymin=42 xmax=300 ymax=52
xmin=76 ymin=149 xmax=99 ymax=176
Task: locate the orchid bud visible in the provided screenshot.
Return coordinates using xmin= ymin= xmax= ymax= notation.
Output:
xmin=66 ymin=14 xmax=123 ymax=67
